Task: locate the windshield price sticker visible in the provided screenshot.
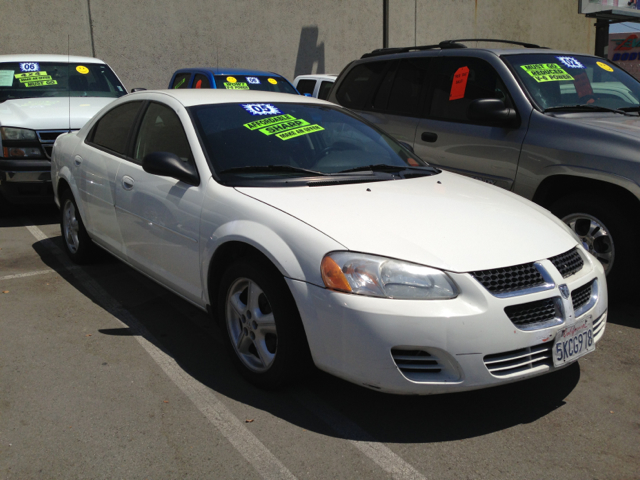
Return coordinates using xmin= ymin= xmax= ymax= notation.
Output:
xmin=242 ymin=103 xmax=282 ymax=116
xmin=449 ymin=66 xmax=469 ymax=101
xmin=277 ymin=124 xmax=324 ymax=140
xmin=553 ymin=317 xmax=595 ymax=367
xmin=244 ymin=114 xmax=296 ymax=130
xmin=246 ymin=76 xmax=261 ymax=84
xmin=243 ymin=113 xmax=323 ymax=140
xmin=521 ymin=63 xmax=574 ymax=83
xmin=19 ymin=62 xmax=40 ymax=72
xmin=556 ymin=56 xmax=585 ymax=69
xmin=0 ymin=70 xmax=14 ymax=87
xmin=259 ymin=119 xmax=311 ymax=136
xmin=14 ymin=71 xmax=57 ymax=87
xmin=596 ymin=61 xmax=614 ymax=72
xmin=224 ymin=82 xmax=250 ymax=90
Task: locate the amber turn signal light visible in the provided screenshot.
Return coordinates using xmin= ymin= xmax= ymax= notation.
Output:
xmin=321 ymin=256 xmax=352 ymax=293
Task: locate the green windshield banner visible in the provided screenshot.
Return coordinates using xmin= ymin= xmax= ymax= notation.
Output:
xmin=521 ymin=63 xmax=574 ymax=82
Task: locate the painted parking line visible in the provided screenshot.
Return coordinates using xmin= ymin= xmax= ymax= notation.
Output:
xmin=22 ymin=221 xmax=296 ymax=480
xmin=0 ymin=266 xmax=81 ymax=281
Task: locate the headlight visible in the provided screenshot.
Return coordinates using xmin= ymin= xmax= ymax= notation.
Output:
xmin=321 ymin=252 xmax=459 ymax=300
xmin=0 ymin=127 xmax=37 ymax=141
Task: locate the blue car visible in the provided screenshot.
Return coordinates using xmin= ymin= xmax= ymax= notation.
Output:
xmin=168 ymin=68 xmax=299 ymax=94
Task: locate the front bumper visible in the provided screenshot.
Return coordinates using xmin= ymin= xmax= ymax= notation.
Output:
xmin=0 ymin=159 xmax=53 ymax=204
xmin=288 ymin=248 xmax=607 ymax=395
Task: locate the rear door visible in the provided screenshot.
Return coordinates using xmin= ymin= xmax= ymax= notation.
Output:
xmin=413 ymin=56 xmax=527 ymax=190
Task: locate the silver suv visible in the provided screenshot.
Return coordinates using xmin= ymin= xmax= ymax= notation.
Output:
xmin=329 ymin=39 xmax=640 ymax=290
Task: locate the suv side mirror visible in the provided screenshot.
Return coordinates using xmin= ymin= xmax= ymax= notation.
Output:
xmin=142 ymin=152 xmax=200 ymax=186
xmin=468 ymin=98 xmax=518 ymax=127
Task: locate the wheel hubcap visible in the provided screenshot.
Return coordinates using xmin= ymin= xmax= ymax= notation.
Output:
xmin=225 ymin=277 xmax=277 ymax=372
xmin=62 ymin=199 xmax=80 ymax=254
xmin=563 ymin=213 xmax=614 ymax=274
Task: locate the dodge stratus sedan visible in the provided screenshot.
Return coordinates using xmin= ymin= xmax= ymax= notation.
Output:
xmin=51 ymin=90 xmax=607 ymax=394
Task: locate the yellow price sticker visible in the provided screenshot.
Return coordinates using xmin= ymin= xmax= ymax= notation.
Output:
xmin=226 ymin=76 xmax=237 ymax=83
xmin=268 ymin=78 xmax=277 ymax=85
xmin=596 ymin=61 xmax=614 ymax=72
xmin=76 ymin=65 xmax=89 ymax=74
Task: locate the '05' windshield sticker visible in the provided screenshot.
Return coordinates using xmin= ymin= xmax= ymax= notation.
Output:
xmin=242 ymin=104 xmax=282 ymax=116
xmin=556 ymin=56 xmax=585 ymax=69
xmin=19 ymin=62 xmax=40 ymax=72
xmin=246 ymin=76 xmax=261 ymax=84
xmin=224 ymin=82 xmax=250 ymax=90
xmin=521 ymin=63 xmax=574 ymax=83
xmin=14 ymin=71 xmax=58 ymax=88
xmin=0 ymin=71 xmax=14 ymax=87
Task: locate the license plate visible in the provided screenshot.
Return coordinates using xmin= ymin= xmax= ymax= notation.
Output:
xmin=552 ymin=317 xmax=595 ymax=367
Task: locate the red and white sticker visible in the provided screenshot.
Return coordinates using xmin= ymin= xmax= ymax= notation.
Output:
xmin=449 ymin=66 xmax=469 ymax=101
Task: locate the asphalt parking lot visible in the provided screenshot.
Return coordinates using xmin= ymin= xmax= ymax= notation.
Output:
xmin=1 ymin=205 xmax=639 ymax=480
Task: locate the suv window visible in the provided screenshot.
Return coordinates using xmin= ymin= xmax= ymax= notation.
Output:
xmin=335 ymin=61 xmax=389 ymax=109
xmin=193 ymin=74 xmax=210 ymax=89
xmin=382 ymin=58 xmax=431 ymax=117
xmin=172 ymin=73 xmax=191 ymax=89
xmin=89 ymin=101 xmax=143 ymax=155
xmin=134 ymin=102 xmax=192 ymax=164
xmin=429 ymin=57 xmax=512 ymax=123
xmin=318 ymin=80 xmax=334 ymax=100
xmin=296 ymin=79 xmax=316 ymax=96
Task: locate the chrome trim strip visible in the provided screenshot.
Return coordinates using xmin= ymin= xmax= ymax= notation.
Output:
xmin=574 ymin=279 xmax=598 ymax=318
xmin=491 ymin=261 xmax=556 ymax=299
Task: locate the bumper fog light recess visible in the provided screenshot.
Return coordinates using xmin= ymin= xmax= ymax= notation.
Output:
xmin=390 ymin=348 xmax=461 ymax=383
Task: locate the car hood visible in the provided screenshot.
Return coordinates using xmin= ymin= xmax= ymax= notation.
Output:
xmin=0 ymin=97 xmax=117 ymax=130
xmin=235 ymin=171 xmax=576 ymax=273
xmin=568 ymin=113 xmax=640 ymax=137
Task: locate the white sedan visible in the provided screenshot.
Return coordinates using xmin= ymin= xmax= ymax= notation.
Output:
xmin=51 ymin=90 xmax=607 ymax=394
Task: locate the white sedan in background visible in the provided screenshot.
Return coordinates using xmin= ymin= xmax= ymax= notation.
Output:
xmin=51 ymin=90 xmax=607 ymax=394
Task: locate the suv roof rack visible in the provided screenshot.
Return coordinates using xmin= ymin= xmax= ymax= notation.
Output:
xmin=361 ymin=38 xmax=545 ymax=59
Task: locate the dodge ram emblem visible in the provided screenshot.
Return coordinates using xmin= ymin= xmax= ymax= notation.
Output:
xmin=559 ymin=284 xmax=570 ymax=299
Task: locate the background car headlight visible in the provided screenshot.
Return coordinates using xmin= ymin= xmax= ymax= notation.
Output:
xmin=321 ymin=252 xmax=459 ymax=300
xmin=1 ymin=127 xmax=37 ymax=141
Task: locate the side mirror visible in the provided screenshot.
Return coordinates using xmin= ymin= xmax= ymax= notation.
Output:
xmin=131 ymin=88 xmax=147 ymax=92
xmin=142 ymin=152 xmax=199 ymax=186
xmin=467 ymin=98 xmax=518 ymax=127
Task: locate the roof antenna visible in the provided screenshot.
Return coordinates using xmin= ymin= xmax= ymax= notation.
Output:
xmin=216 ymin=46 xmax=218 ymax=71
xmin=68 ymin=34 xmax=71 ymax=133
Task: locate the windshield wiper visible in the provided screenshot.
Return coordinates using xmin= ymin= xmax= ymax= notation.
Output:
xmin=337 ymin=164 xmax=435 ymax=174
xmin=219 ymin=165 xmax=328 ymax=176
xmin=543 ymin=104 xmax=633 ymax=116
xmin=620 ymin=105 xmax=640 ymax=112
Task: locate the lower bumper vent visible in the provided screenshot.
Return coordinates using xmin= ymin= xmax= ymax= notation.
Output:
xmin=484 ymin=343 xmax=553 ymax=378
xmin=390 ymin=348 xmax=460 ymax=383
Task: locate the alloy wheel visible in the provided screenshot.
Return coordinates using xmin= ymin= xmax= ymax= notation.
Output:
xmin=563 ymin=213 xmax=614 ymax=274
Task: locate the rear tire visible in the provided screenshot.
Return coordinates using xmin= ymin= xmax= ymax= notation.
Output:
xmin=60 ymin=190 xmax=97 ymax=264
xmin=217 ymin=257 xmax=312 ymax=389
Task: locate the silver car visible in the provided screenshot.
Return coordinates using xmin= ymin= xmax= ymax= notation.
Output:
xmin=329 ymin=39 xmax=640 ymax=292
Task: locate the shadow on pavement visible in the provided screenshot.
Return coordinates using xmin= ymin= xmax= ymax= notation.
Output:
xmin=30 ymin=230 xmax=586 ymax=445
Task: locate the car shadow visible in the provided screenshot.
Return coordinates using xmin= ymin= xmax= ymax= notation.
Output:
xmin=31 ymin=233 xmax=584 ymax=444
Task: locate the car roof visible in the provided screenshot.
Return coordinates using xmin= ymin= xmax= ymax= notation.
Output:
xmin=359 ymin=46 xmax=600 ymax=61
xmin=173 ymin=67 xmax=285 ymax=77
xmin=0 ymin=54 xmax=106 ymax=64
xmin=294 ymin=74 xmax=338 ymax=81
xmin=128 ymin=89 xmax=335 ymax=108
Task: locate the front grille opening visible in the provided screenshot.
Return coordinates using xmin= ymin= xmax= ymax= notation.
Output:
xmin=504 ymin=297 xmax=562 ymax=330
xmin=549 ymin=247 xmax=584 ymax=278
xmin=471 ymin=262 xmax=545 ymax=295
xmin=572 ymin=280 xmax=594 ymax=312
xmin=484 ymin=343 xmax=553 ymax=377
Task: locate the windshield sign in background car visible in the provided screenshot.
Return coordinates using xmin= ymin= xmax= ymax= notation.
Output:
xmin=0 ymin=54 xmax=127 ymax=204
xmin=169 ymin=68 xmax=299 ymax=95
xmin=51 ymin=89 xmax=607 ymax=395
xmin=329 ymin=41 xmax=640 ymax=294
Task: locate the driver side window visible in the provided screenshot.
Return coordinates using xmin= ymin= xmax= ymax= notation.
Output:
xmin=134 ymin=102 xmax=193 ymax=164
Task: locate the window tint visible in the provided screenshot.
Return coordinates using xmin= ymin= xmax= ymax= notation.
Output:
xmin=193 ymin=74 xmax=210 ymax=89
xmin=134 ymin=102 xmax=192 ymax=163
xmin=172 ymin=73 xmax=191 ymax=89
xmin=296 ymin=79 xmax=316 ymax=96
xmin=318 ymin=80 xmax=334 ymax=100
xmin=335 ymin=61 xmax=389 ymax=109
xmin=429 ymin=58 xmax=512 ymax=122
xmin=90 ymin=101 xmax=142 ymax=155
xmin=385 ymin=58 xmax=430 ymax=116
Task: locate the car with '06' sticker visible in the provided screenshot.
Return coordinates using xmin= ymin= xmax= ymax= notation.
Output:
xmin=51 ymin=89 xmax=606 ymax=394
xmin=329 ymin=38 xmax=640 ymax=295
xmin=169 ymin=67 xmax=299 ymax=95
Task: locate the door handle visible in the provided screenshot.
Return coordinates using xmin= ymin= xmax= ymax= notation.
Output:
xmin=74 ymin=155 xmax=83 ymax=166
xmin=122 ymin=175 xmax=135 ymax=190
xmin=421 ymin=132 xmax=438 ymax=143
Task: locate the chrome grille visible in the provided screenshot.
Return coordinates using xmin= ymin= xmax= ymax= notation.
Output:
xmin=504 ymin=297 xmax=562 ymax=330
xmin=550 ymin=248 xmax=584 ymax=278
xmin=36 ymin=130 xmax=74 ymax=159
xmin=572 ymin=280 xmax=593 ymax=312
xmin=484 ymin=343 xmax=553 ymax=377
xmin=471 ymin=263 xmax=545 ymax=295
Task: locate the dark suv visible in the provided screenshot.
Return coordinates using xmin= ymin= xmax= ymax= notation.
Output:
xmin=329 ymin=39 xmax=640 ymax=289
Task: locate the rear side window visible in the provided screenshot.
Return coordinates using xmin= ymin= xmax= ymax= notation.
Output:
xmin=172 ymin=73 xmax=191 ymax=89
xmin=318 ymin=80 xmax=334 ymax=100
xmin=89 ymin=101 xmax=142 ymax=155
xmin=193 ymin=74 xmax=210 ymax=89
xmin=335 ymin=61 xmax=389 ymax=109
xmin=429 ymin=57 xmax=512 ymax=123
xmin=379 ymin=58 xmax=431 ymax=117
xmin=296 ymin=79 xmax=316 ymax=96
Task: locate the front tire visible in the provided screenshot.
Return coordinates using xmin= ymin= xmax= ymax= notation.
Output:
xmin=60 ymin=190 xmax=96 ymax=264
xmin=217 ymin=258 xmax=312 ymax=389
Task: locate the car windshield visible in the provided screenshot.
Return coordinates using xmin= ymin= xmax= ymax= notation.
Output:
xmin=190 ymin=102 xmax=433 ymax=185
xmin=213 ymin=75 xmax=299 ymax=94
xmin=503 ymin=54 xmax=640 ymax=111
xmin=0 ymin=62 xmax=126 ymax=102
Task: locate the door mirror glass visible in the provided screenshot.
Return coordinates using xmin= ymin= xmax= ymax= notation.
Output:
xmin=142 ymin=151 xmax=199 ymax=186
